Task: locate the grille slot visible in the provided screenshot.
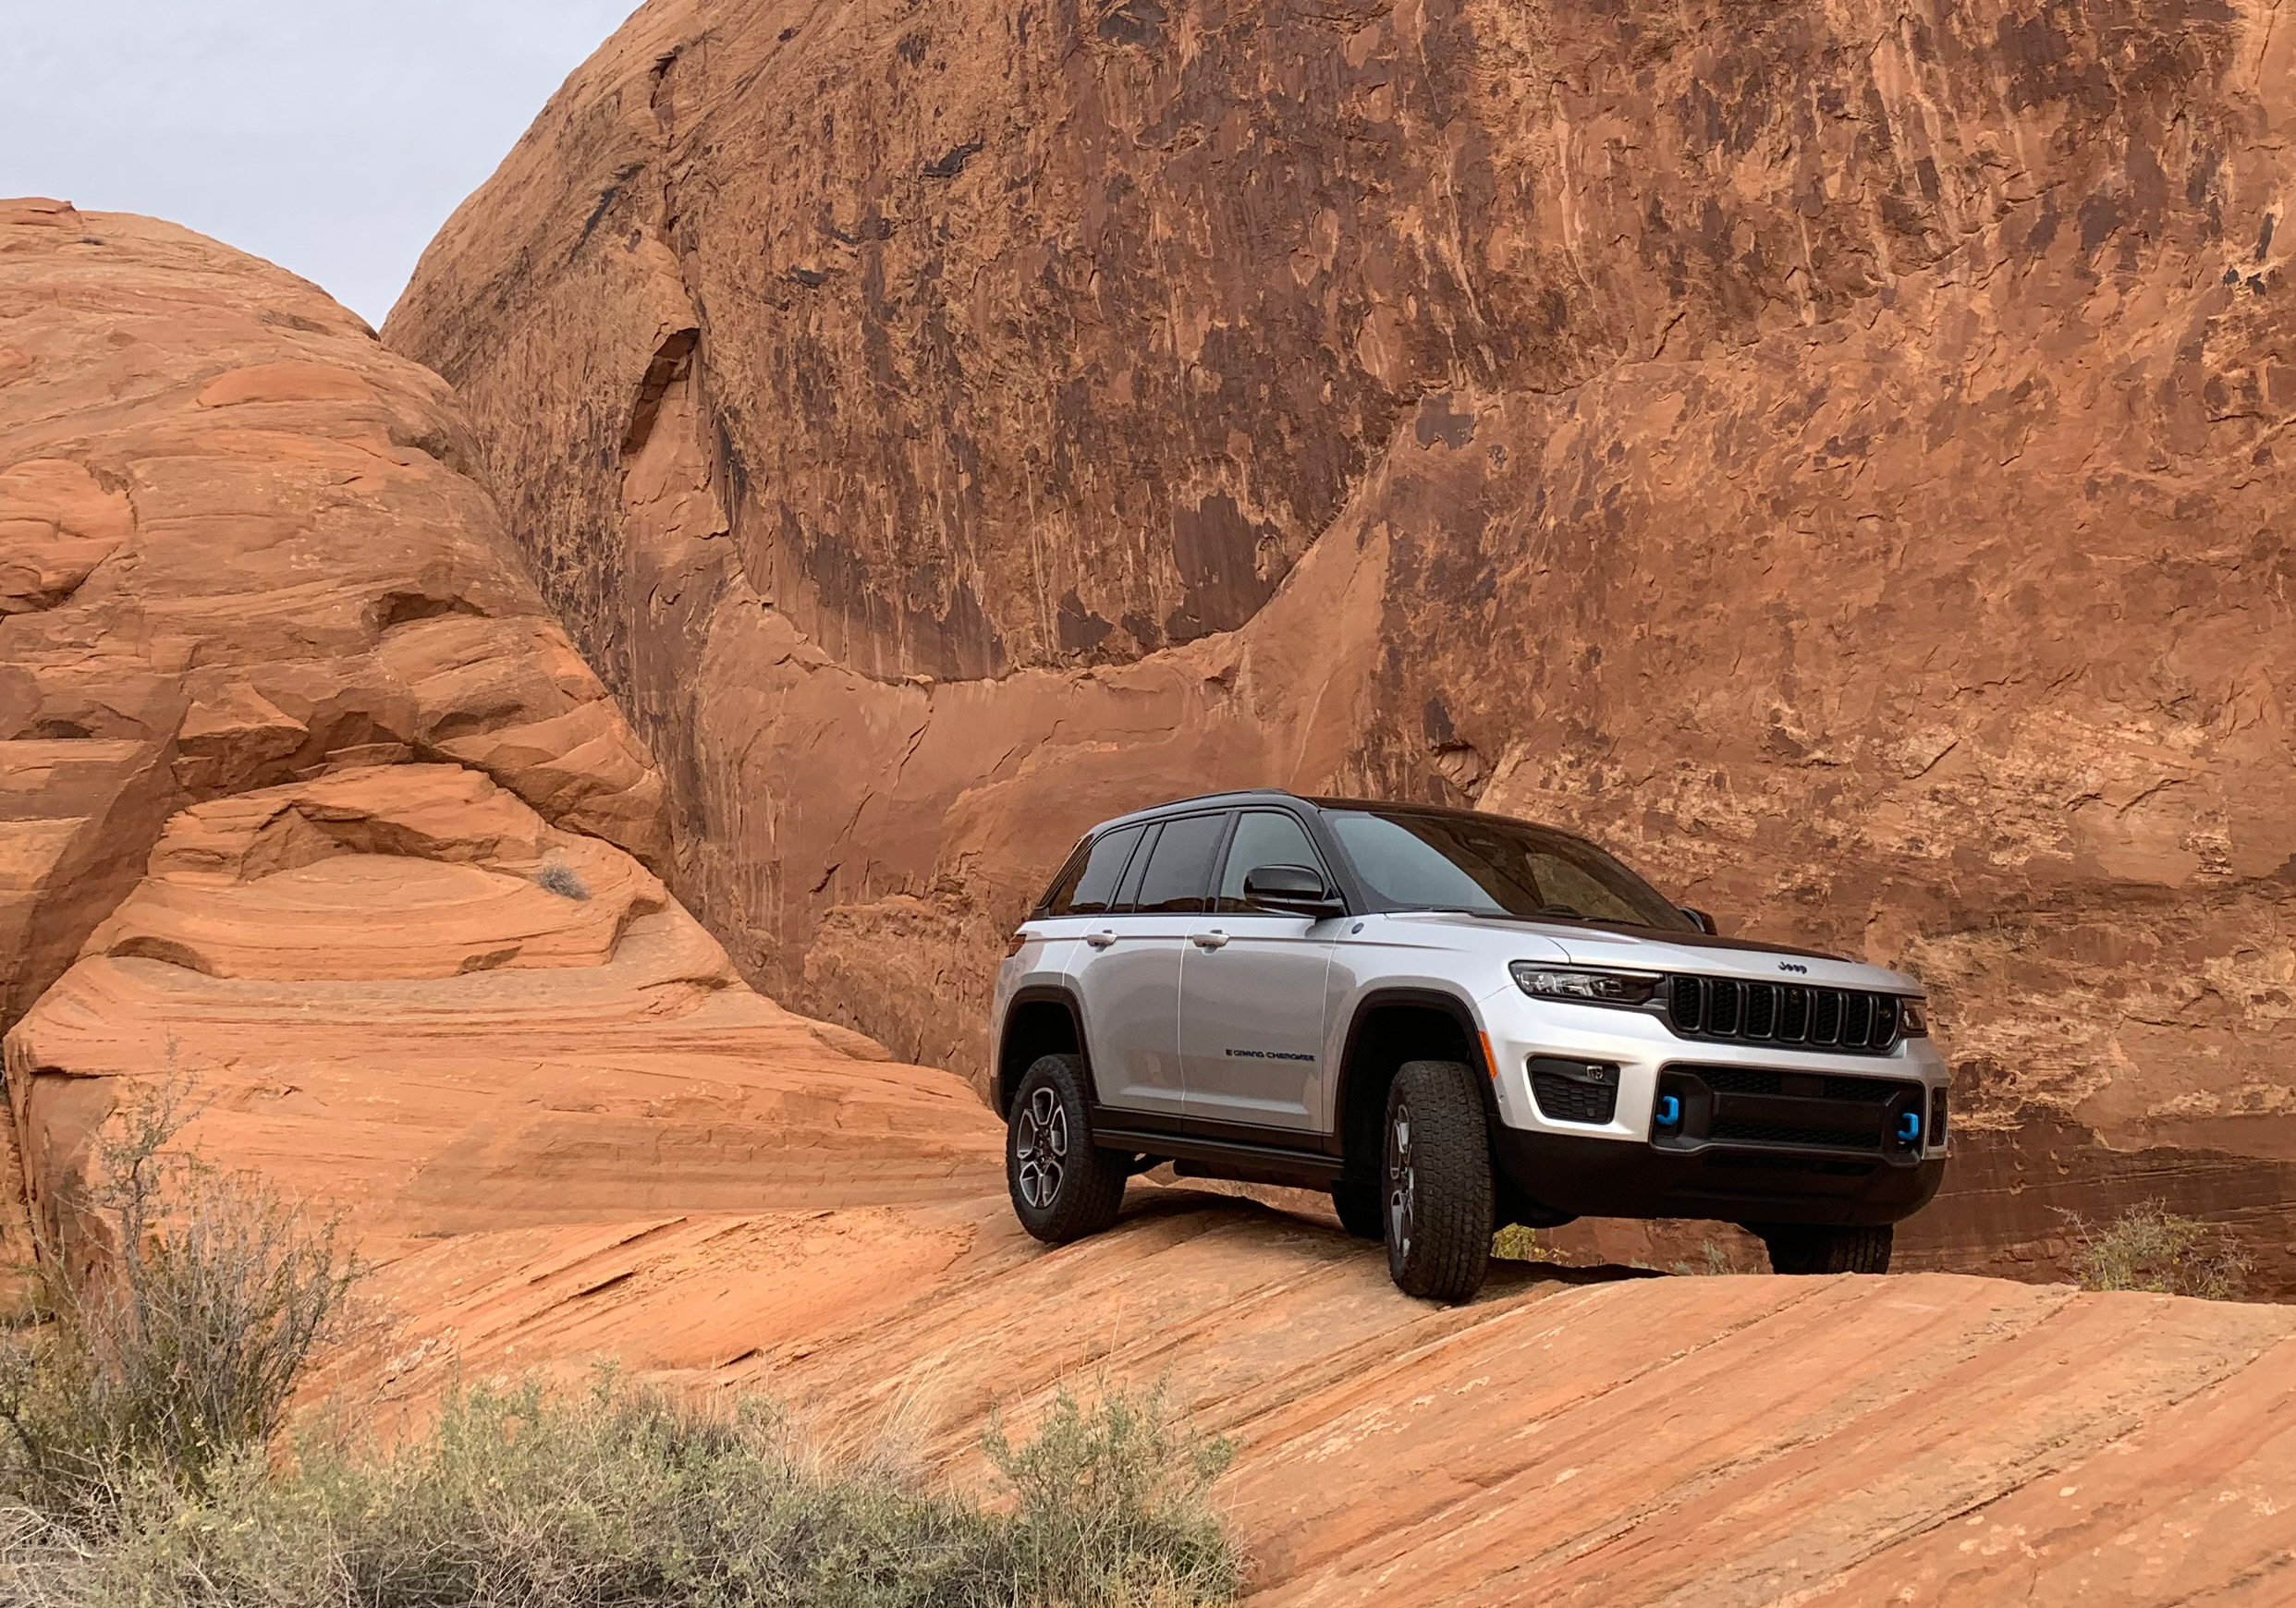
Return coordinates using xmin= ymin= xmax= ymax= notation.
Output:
xmin=1667 ymin=974 xmax=1904 ymax=1055
xmin=1712 ymin=1118 xmax=1881 ymax=1149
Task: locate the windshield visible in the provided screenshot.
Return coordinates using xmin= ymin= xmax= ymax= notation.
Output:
xmin=1322 ymin=809 xmax=1696 ymax=931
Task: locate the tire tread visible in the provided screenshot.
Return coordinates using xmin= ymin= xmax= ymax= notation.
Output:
xmin=1386 ymin=1059 xmax=1494 ymax=1301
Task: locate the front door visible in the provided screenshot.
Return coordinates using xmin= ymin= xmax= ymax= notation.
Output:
xmin=1069 ymin=811 xmax=1231 ymax=1119
xmin=1179 ymin=809 xmax=1339 ymax=1134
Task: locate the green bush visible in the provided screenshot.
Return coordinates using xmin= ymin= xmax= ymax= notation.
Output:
xmin=0 ymin=1081 xmax=360 ymax=1518
xmin=2060 ymin=1200 xmax=2252 ymax=1300
xmin=0 ymin=1374 xmax=1240 ymax=1608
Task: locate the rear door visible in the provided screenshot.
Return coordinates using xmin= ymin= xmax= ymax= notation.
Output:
xmin=1069 ymin=811 xmax=1231 ymax=1119
xmin=1179 ymin=809 xmax=1340 ymax=1135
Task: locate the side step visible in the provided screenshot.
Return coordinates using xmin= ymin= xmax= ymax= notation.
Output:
xmin=1094 ymin=1127 xmax=1345 ymax=1191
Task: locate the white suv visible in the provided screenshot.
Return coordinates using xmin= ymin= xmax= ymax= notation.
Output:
xmin=989 ymin=791 xmax=1948 ymax=1300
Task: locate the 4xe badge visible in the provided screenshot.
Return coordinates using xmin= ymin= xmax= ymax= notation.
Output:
xmin=1778 ymin=961 xmax=1810 ymax=974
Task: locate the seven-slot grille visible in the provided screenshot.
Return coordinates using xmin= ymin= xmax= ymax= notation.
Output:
xmin=1667 ymin=975 xmax=1901 ymax=1055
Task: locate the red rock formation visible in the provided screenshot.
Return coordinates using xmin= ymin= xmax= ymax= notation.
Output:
xmin=0 ymin=201 xmax=708 ymax=1243
xmin=0 ymin=201 xmax=666 ymax=1038
xmin=315 ymin=1188 xmax=2296 ymax=1606
xmin=387 ymin=0 xmax=2296 ymax=1291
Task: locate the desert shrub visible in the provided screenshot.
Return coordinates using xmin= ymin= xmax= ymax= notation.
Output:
xmin=0 ymin=1082 xmax=360 ymax=1519
xmin=984 ymin=1383 xmax=1237 ymax=1605
xmin=1491 ymin=1224 xmax=1555 ymax=1262
xmin=0 ymin=1374 xmax=1241 ymax=1608
xmin=1669 ymin=1239 xmax=1740 ymax=1277
xmin=535 ymin=860 xmax=591 ymax=900
xmin=2060 ymin=1200 xmax=2252 ymax=1300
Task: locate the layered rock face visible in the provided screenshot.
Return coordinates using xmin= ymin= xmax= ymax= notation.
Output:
xmin=0 ymin=201 xmax=998 ymax=1246
xmin=0 ymin=199 xmax=664 ymax=1037
xmin=388 ymin=0 xmax=2296 ymax=1288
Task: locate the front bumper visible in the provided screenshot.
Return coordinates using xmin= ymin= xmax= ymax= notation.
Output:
xmin=1480 ymin=988 xmax=1949 ymax=1228
xmin=1491 ymin=1127 xmax=1946 ymax=1227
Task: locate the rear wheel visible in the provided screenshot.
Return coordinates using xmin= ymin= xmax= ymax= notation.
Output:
xmin=1383 ymin=1060 xmax=1494 ymax=1301
xmin=1007 ymin=1054 xmax=1129 ymax=1244
xmin=1751 ymin=1222 xmax=1894 ymax=1274
xmin=1330 ymin=1180 xmax=1384 ymax=1240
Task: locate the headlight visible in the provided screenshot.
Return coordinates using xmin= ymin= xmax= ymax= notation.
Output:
xmin=1899 ymin=999 xmax=1929 ymax=1036
xmin=1510 ymin=964 xmax=1660 ymax=1006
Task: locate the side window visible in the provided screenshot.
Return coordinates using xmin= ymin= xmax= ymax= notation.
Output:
xmin=1216 ymin=811 xmax=1325 ymax=912
xmin=1129 ymin=812 xmax=1230 ymax=914
xmin=1032 ymin=838 xmax=1093 ymax=916
xmin=1045 ymin=824 xmax=1144 ymax=917
xmin=1113 ymin=823 xmax=1161 ymax=911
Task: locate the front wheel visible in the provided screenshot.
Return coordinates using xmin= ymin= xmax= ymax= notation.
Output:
xmin=1383 ymin=1060 xmax=1494 ymax=1301
xmin=1750 ymin=1222 xmax=1893 ymax=1274
xmin=1007 ymin=1054 xmax=1129 ymax=1244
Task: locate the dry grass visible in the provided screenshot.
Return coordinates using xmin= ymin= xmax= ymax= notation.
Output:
xmin=2059 ymin=1200 xmax=2252 ymax=1300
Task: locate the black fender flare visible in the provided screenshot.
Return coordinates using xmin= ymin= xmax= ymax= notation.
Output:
xmin=996 ymin=983 xmax=1093 ymax=1117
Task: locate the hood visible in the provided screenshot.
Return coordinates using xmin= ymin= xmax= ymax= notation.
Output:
xmin=1386 ymin=912 xmax=1924 ymax=996
xmin=1553 ymin=924 xmax=1921 ymax=995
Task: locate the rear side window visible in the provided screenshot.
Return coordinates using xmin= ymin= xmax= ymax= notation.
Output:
xmin=1033 ymin=839 xmax=1093 ymax=916
xmin=1216 ymin=811 xmax=1325 ymax=912
xmin=1044 ymin=824 xmax=1145 ymax=917
xmin=1129 ymin=812 xmax=1230 ymax=913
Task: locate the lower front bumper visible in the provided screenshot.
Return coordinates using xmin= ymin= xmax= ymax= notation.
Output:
xmin=1491 ymin=1126 xmax=1946 ymax=1229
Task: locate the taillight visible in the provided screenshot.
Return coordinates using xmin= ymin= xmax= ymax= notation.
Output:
xmin=1005 ymin=931 xmax=1029 ymax=957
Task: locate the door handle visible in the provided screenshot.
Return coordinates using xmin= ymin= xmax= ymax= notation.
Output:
xmin=1083 ymin=930 xmax=1117 ymax=949
xmin=1191 ymin=930 xmax=1229 ymax=950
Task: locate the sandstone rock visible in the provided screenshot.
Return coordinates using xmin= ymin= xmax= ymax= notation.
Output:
xmin=312 ymin=1184 xmax=2296 ymax=1606
xmin=0 ymin=202 xmax=695 ymax=1258
xmin=388 ymin=0 xmax=2296 ymax=1292
xmin=0 ymin=202 xmax=669 ymax=1056
xmin=5 ymin=764 xmax=1001 ymax=1263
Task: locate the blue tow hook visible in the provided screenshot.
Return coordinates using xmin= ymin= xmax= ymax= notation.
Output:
xmin=1655 ymin=1094 xmax=1681 ymax=1128
xmin=1898 ymin=1111 xmax=1923 ymax=1143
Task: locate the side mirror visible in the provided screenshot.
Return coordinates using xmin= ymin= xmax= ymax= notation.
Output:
xmin=1680 ymin=907 xmax=1719 ymax=935
xmin=1243 ymin=863 xmax=1345 ymax=918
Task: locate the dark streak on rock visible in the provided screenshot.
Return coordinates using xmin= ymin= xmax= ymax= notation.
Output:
xmin=922 ymin=140 xmax=984 ymax=179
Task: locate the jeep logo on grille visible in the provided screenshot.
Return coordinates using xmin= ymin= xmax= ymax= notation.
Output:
xmin=1777 ymin=961 xmax=1809 ymax=974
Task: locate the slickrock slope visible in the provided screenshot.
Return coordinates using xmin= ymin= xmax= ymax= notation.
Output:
xmin=387 ymin=0 xmax=2296 ymax=1290
xmin=4 ymin=765 xmax=1000 ymax=1260
xmin=319 ymin=1188 xmax=2296 ymax=1606
xmin=0 ymin=202 xmax=996 ymax=1247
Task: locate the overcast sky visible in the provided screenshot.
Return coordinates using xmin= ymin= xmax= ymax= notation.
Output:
xmin=4 ymin=1 xmax=637 ymax=325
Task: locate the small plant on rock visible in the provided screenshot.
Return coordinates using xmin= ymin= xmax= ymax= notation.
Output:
xmin=534 ymin=859 xmax=591 ymax=900
xmin=2058 ymin=1200 xmax=2252 ymax=1300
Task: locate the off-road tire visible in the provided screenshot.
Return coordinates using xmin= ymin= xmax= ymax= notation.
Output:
xmin=1007 ymin=1054 xmax=1129 ymax=1244
xmin=1383 ymin=1060 xmax=1494 ymax=1300
xmin=1330 ymin=1180 xmax=1384 ymax=1241
xmin=1751 ymin=1223 xmax=1894 ymax=1274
